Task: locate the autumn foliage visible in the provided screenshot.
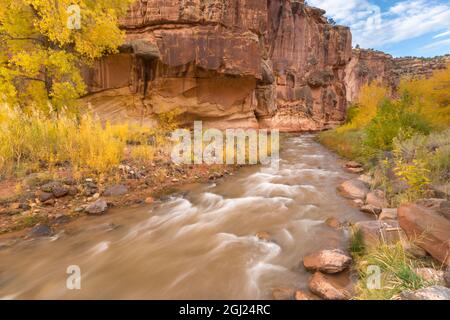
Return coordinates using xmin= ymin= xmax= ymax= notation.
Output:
xmin=0 ymin=0 xmax=134 ymax=111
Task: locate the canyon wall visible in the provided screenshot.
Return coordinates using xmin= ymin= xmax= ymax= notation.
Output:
xmin=83 ymin=0 xmax=352 ymax=131
xmin=345 ymin=49 xmax=450 ymax=102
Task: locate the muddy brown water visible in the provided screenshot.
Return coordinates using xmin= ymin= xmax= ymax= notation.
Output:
xmin=0 ymin=134 xmax=367 ymax=299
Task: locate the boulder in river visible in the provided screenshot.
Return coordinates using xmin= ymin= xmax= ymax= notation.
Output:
xmin=398 ymin=203 xmax=450 ymax=267
xmin=338 ymin=179 xmax=369 ymax=200
xmin=303 ymin=249 xmax=352 ymax=274
xmin=272 ymin=288 xmax=294 ymax=300
xmin=29 ymin=224 xmax=53 ymax=237
xmin=308 ymin=272 xmax=353 ymax=300
xmin=85 ymin=199 xmax=108 ymax=215
xmin=294 ymin=290 xmax=319 ymax=300
xmin=399 ymin=286 xmax=450 ymax=300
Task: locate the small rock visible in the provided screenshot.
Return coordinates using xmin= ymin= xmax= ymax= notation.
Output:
xmin=43 ymin=198 xmax=56 ymax=206
xmin=366 ymin=190 xmax=387 ymax=208
xmin=415 ymin=268 xmax=445 ymax=285
xmin=29 ymin=224 xmax=53 ymax=237
xmin=53 ymin=214 xmax=70 ymax=225
xmin=92 ymin=193 xmax=100 ymax=200
xmin=10 ymin=203 xmax=20 ymax=210
xmin=444 ymin=269 xmax=450 ymax=287
xmin=360 ymin=204 xmax=382 ymax=216
xmin=399 ymin=286 xmax=450 ymax=300
xmin=272 ymin=288 xmax=294 ymax=300
xmin=303 ymin=249 xmax=352 ymax=274
xmin=256 ymin=231 xmax=271 ymax=241
xmin=403 ymin=242 xmax=428 ymax=259
xmin=294 ymin=290 xmax=319 ymax=300
xmin=346 ymin=167 xmax=364 ymax=174
xmin=103 ymin=184 xmax=129 ymax=197
xmin=379 ymin=208 xmax=398 ymax=221
xmin=325 ymin=217 xmax=342 ymax=229
xmin=338 ymin=179 xmax=369 ymax=200
xmin=85 ymin=199 xmax=108 ymax=215
xmin=358 ymin=174 xmax=373 ymax=185
xmin=38 ymin=191 xmax=53 ymax=202
xmin=352 ymin=199 xmax=364 ymax=208
xmin=308 ymin=272 xmax=353 ymax=300
xmin=345 ymin=161 xmax=363 ymax=169
xmin=74 ymin=207 xmax=85 ymax=213
xmin=52 ymin=185 xmax=69 ymax=198
xmin=145 ymin=197 xmax=154 ymax=204
xmin=68 ymin=186 xmax=78 ymax=196
xmin=42 ymin=182 xmax=69 ymax=198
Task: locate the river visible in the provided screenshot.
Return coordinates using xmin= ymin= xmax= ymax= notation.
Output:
xmin=0 ymin=134 xmax=367 ymax=299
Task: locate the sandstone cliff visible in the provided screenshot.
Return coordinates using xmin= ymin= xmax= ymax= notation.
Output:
xmin=345 ymin=49 xmax=450 ymax=103
xmin=83 ymin=0 xmax=352 ymax=131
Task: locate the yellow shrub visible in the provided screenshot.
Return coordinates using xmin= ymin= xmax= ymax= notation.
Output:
xmin=399 ymin=64 xmax=450 ymax=128
xmin=338 ymin=83 xmax=389 ymax=132
xmin=130 ymin=145 xmax=155 ymax=163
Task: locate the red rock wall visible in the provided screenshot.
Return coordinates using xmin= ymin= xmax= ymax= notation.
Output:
xmin=83 ymin=0 xmax=352 ymax=131
xmin=344 ymin=49 xmax=450 ymax=103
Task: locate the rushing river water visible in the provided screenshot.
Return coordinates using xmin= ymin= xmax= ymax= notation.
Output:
xmin=0 ymin=134 xmax=367 ymax=299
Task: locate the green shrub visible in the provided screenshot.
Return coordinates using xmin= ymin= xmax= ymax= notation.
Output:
xmin=364 ymin=98 xmax=431 ymax=151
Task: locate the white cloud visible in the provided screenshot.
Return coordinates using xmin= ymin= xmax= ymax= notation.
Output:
xmin=433 ymin=30 xmax=450 ymax=39
xmin=308 ymin=0 xmax=450 ymax=48
xmin=423 ymin=38 xmax=450 ymax=49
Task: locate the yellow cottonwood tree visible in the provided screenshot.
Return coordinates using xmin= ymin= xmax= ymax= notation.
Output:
xmin=0 ymin=0 xmax=134 ymax=111
xmin=399 ymin=64 xmax=450 ymax=128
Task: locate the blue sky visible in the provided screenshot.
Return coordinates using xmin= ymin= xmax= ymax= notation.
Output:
xmin=308 ymin=0 xmax=450 ymax=57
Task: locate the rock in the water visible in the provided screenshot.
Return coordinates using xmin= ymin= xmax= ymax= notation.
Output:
xmin=29 ymin=224 xmax=53 ymax=237
xmin=338 ymin=179 xmax=369 ymax=200
xmin=400 ymin=286 xmax=450 ymax=300
xmin=415 ymin=268 xmax=445 ymax=285
xmin=308 ymin=272 xmax=353 ymax=300
xmin=355 ymin=220 xmax=404 ymax=248
xmin=145 ymin=197 xmax=154 ymax=204
xmin=379 ymin=208 xmax=398 ymax=221
xmin=85 ymin=199 xmax=108 ymax=215
xmin=366 ymin=190 xmax=387 ymax=208
xmin=256 ymin=231 xmax=271 ymax=241
xmin=103 ymin=184 xmax=129 ymax=197
xmin=272 ymin=288 xmax=294 ymax=300
xmin=295 ymin=290 xmax=319 ymax=300
xmin=325 ymin=217 xmax=342 ymax=229
xmin=398 ymin=203 xmax=450 ymax=267
xmin=360 ymin=204 xmax=382 ymax=216
xmin=303 ymin=249 xmax=352 ymax=274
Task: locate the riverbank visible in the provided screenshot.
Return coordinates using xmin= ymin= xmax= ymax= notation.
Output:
xmin=0 ymin=156 xmax=238 ymax=238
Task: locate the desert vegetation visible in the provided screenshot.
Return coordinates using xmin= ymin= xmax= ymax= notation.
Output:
xmin=319 ymin=65 xmax=450 ymax=206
